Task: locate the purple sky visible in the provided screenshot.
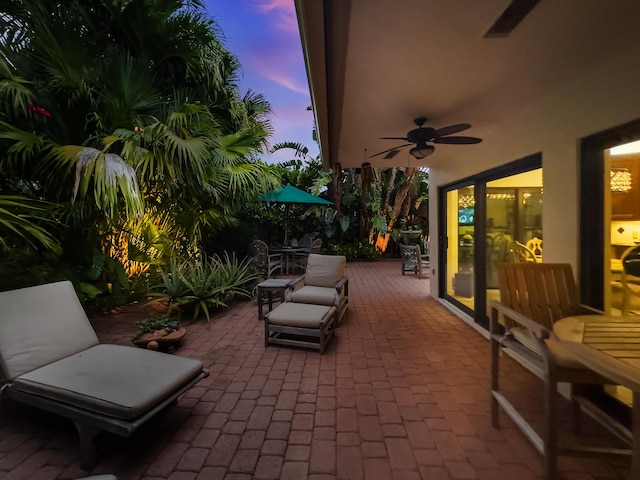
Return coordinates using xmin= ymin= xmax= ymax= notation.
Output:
xmin=203 ymin=0 xmax=319 ymax=164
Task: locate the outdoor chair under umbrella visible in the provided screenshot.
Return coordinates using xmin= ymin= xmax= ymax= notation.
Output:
xmin=260 ymin=185 xmax=333 ymax=246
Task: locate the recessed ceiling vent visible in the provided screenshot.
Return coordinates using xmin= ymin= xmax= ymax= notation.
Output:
xmin=484 ymin=0 xmax=541 ymax=38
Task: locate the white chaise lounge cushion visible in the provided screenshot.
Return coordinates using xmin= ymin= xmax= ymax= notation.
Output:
xmin=12 ymin=344 xmax=204 ymax=420
xmin=0 ymin=281 xmax=99 ymax=381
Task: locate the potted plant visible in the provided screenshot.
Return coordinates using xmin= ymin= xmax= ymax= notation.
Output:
xmin=400 ymin=226 xmax=423 ymax=245
xmin=132 ymin=312 xmax=186 ymax=352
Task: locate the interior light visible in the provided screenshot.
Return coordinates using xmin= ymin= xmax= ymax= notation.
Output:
xmin=458 ymin=195 xmax=475 ymax=208
xmin=610 ymin=140 xmax=640 ymax=156
xmin=486 ymin=193 xmax=516 ymax=201
xmin=610 ymin=168 xmax=632 ymax=192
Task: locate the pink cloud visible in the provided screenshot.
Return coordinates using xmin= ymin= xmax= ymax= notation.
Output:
xmin=253 ymin=0 xmax=299 ymax=33
xmin=244 ymin=39 xmax=309 ymax=95
xmin=254 ymin=0 xmax=293 ymax=13
xmin=263 ymin=71 xmax=309 ymax=95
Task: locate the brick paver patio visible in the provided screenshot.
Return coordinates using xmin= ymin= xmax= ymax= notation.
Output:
xmin=0 ymin=259 xmax=632 ymax=479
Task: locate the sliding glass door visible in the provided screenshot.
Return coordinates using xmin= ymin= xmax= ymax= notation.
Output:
xmin=444 ymin=186 xmax=476 ymax=312
xmin=439 ymin=155 xmax=542 ymax=326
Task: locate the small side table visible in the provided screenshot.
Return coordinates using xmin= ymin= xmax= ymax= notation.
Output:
xmin=257 ymin=279 xmax=291 ymax=320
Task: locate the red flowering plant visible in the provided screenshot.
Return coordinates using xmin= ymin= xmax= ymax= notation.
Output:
xmin=27 ymin=103 xmax=51 ymax=118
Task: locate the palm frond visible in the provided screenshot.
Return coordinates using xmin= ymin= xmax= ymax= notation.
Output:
xmin=51 ymin=146 xmax=144 ymax=218
xmin=271 ymin=141 xmax=310 ymax=159
xmin=0 ymin=121 xmax=48 ymax=164
xmin=0 ymin=195 xmax=61 ymax=253
xmin=0 ymin=57 xmax=34 ymax=116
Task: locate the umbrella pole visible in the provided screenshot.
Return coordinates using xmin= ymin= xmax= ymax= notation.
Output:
xmin=284 ymin=208 xmax=289 ymax=246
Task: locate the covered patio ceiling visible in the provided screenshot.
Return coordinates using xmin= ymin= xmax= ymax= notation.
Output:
xmin=294 ymin=0 xmax=640 ymax=170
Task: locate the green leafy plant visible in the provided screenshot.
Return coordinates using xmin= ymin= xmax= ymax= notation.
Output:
xmin=133 ymin=312 xmax=181 ymax=341
xmin=324 ymin=240 xmax=381 ymax=260
xmin=150 ymin=252 xmax=259 ymax=323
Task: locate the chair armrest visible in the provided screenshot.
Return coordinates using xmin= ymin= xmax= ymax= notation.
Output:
xmin=336 ymin=277 xmax=348 ymax=291
xmin=288 ymin=275 xmax=305 ymax=290
xmin=489 ymin=301 xmax=551 ymax=342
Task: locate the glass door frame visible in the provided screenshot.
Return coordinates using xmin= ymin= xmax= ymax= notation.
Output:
xmin=580 ymin=118 xmax=640 ymax=309
xmin=438 ymin=153 xmax=542 ymax=328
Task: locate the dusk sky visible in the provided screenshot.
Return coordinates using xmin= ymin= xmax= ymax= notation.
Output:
xmin=202 ymin=0 xmax=319 ymax=164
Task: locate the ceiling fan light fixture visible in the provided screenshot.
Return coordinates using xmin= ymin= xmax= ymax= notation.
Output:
xmin=369 ymin=118 xmax=481 ymax=159
xmin=410 ymin=144 xmax=435 ymax=159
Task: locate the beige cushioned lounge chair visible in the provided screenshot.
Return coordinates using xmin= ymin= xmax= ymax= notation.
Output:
xmin=0 ymin=281 xmax=208 ymax=470
xmin=287 ymin=254 xmax=348 ymax=325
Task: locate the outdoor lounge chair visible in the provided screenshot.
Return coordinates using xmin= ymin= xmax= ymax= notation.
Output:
xmin=288 ymin=253 xmax=349 ymax=325
xmin=0 ymin=281 xmax=209 ymax=470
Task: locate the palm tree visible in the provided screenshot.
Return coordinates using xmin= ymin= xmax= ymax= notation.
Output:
xmin=0 ymin=0 xmax=279 ymax=290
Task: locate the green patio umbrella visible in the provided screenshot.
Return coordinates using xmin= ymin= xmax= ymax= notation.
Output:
xmin=260 ymin=185 xmax=333 ymax=245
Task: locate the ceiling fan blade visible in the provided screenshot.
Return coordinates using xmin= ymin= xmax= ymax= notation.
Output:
xmin=433 ymin=123 xmax=471 ymax=138
xmin=380 ymin=136 xmax=409 ymax=141
xmin=433 ymin=136 xmax=482 ymax=145
xmin=384 ymin=150 xmax=401 ymax=159
xmin=369 ymin=143 xmax=412 ymax=158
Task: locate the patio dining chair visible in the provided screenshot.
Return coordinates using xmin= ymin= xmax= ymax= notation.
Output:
xmin=490 ymin=263 xmax=630 ymax=480
xmin=251 ymin=239 xmax=282 ymax=278
xmin=0 ymin=281 xmax=209 ymax=470
xmin=400 ymin=244 xmax=429 ymax=278
xmin=293 ymin=237 xmax=322 ymax=272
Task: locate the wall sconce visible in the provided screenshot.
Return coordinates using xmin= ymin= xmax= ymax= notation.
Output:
xmin=610 ymin=168 xmax=632 ymax=192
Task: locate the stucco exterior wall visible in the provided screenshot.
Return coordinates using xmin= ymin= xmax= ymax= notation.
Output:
xmin=428 ymin=44 xmax=640 ymax=298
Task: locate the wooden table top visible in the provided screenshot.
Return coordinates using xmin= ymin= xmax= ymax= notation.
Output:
xmin=553 ymin=315 xmax=640 ymax=392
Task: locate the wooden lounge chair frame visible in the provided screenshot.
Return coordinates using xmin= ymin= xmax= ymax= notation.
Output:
xmin=0 ymin=281 xmax=209 ymax=470
xmin=490 ymin=263 xmax=631 ymax=480
xmin=3 ymin=373 xmax=206 ymax=470
xmin=264 ymin=303 xmax=336 ymax=354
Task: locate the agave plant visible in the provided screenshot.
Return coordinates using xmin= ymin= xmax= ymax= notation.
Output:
xmin=151 ymin=252 xmax=259 ymax=323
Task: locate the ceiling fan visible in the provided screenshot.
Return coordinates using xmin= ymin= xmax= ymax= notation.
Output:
xmin=369 ymin=117 xmax=482 ymax=160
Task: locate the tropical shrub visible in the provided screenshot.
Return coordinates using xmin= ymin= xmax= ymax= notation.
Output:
xmin=324 ymin=240 xmax=381 ymax=261
xmin=150 ymin=252 xmax=259 ymax=323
